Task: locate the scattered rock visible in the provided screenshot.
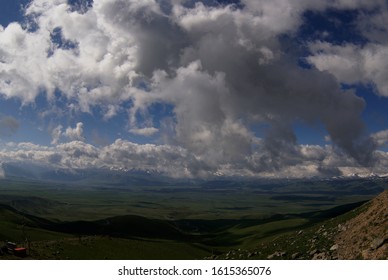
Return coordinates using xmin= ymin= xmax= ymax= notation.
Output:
xmin=335 ymin=191 xmax=388 ymax=260
xmin=267 ymin=251 xmax=286 ymax=259
xmin=267 ymin=253 xmax=274 ymax=260
xmin=208 ymin=255 xmax=218 ymax=260
xmin=312 ymin=252 xmax=327 ymax=260
xmin=362 ymin=249 xmax=372 ymax=259
xmin=309 ymin=249 xmax=318 ymax=256
xmin=291 ymin=252 xmax=300 ymax=259
xmin=370 ymin=238 xmax=385 ymax=250
xmin=330 ymin=244 xmax=338 ymax=251
xmin=337 ymin=224 xmax=347 ymax=232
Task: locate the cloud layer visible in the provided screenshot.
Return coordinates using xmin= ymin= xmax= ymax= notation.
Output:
xmin=0 ymin=0 xmax=388 ymax=178
xmin=1 ymin=139 xmax=387 ymax=178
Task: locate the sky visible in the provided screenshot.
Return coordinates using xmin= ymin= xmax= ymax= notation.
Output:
xmin=0 ymin=0 xmax=388 ymax=179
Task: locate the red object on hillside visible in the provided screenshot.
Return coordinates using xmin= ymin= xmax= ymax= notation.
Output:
xmin=13 ymin=248 xmax=27 ymax=258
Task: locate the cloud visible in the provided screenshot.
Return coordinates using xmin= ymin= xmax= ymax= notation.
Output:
xmin=0 ymin=0 xmax=387 ymax=175
xmin=51 ymin=125 xmax=63 ymax=145
xmin=307 ymin=42 xmax=388 ymax=97
xmin=372 ymin=129 xmax=388 ymax=148
xmin=50 ymin=122 xmax=85 ymax=144
xmin=0 ymin=140 xmax=193 ymax=177
xmin=129 ymin=127 xmax=159 ymax=136
xmin=0 ymin=116 xmax=19 ymax=137
xmin=357 ymin=2 xmax=388 ymax=43
xmin=64 ymin=122 xmax=85 ymax=141
xmin=0 ymin=139 xmax=387 ymax=179
xmin=307 ymin=2 xmax=388 ymax=97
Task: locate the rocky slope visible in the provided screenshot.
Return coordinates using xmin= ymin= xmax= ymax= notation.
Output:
xmin=209 ymin=190 xmax=387 ymax=260
xmin=335 ymin=190 xmax=387 ymax=259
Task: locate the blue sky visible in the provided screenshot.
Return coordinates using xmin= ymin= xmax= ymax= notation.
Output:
xmin=0 ymin=0 xmax=387 ymax=178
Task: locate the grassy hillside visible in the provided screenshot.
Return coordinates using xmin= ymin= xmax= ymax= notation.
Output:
xmin=211 ymin=192 xmax=387 ymax=260
xmin=0 ymin=204 xmax=211 ymax=260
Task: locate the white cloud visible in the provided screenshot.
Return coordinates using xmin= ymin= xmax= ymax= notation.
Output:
xmin=372 ymin=129 xmax=388 ymax=148
xmin=0 ymin=22 xmax=53 ymax=103
xmin=129 ymin=127 xmax=159 ymax=136
xmin=0 ymin=0 xmax=141 ymax=109
xmin=51 ymin=125 xmax=63 ymax=145
xmin=308 ymin=42 xmax=388 ymax=97
xmin=307 ymin=1 xmax=388 ymax=97
xmin=64 ymin=122 xmax=85 ymax=141
xmin=50 ymin=122 xmax=85 ymax=144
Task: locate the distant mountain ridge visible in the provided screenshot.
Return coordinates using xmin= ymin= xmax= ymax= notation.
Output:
xmin=0 ymin=162 xmax=176 ymax=186
xmin=1 ymin=161 xmax=388 ymax=187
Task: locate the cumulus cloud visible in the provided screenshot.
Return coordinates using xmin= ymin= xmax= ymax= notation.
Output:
xmin=51 ymin=125 xmax=63 ymax=144
xmin=50 ymin=122 xmax=85 ymax=143
xmin=0 ymin=0 xmax=387 ymax=177
xmin=372 ymin=129 xmax=388 ymax=148
xmin=64 ymin=122 xmax=85 ymax=141
xmin=307 ymin=42 xmax=388 ymax=97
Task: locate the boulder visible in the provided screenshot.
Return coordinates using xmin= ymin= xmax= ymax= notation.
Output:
xmin=330 ymin=244 xmax=338 ymax=251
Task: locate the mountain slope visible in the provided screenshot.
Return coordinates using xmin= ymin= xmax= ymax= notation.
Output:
xmin=335 ymin=190 xmax=387 ymax=259
xmin=211 ymin=191 xmax=387 ymax=260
